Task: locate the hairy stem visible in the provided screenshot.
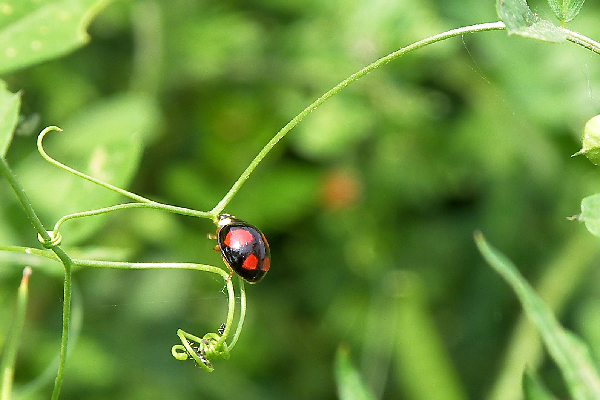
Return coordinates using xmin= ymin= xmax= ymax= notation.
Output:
xmin=0 ymin=157 xmax=73 ymax=400
xmin=211 ymin=21 xmax=507 ymax=214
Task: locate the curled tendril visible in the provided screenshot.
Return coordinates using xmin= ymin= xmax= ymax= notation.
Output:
xmin=172 ymin=329 xmax=231 ymax=372
xmin=37 ymin=126 xmax=154 ymax=204
xmin=171 ymin=276 xmax=246 ymax=372
xmin=37 ymin=230 xmax=62 ymax=248
xmin=37 ymin=126 xmax=213 ymax=224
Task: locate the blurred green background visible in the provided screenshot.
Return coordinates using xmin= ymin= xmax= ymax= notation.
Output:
xmin=2 ymin=0 xmax=600 ymax=399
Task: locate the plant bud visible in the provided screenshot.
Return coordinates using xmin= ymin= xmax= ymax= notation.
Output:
xmin=573 ymin=115 xmax=600 ymax=165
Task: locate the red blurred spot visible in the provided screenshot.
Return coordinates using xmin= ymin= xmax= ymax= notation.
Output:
xmin=321 ymin=168 xmax=361 ymax=210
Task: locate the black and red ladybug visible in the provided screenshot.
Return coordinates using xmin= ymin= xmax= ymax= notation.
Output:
xmin=214 ymin=214 xmax=270 ymax=283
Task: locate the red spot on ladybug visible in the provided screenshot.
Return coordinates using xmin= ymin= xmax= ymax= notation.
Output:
xmin=242 ymin=254 xmax=259 ymax=270
xmin=214 ymin=214 xmax=270 ymax=283
xmin=224 ymin=229 xmax=254 ymax=248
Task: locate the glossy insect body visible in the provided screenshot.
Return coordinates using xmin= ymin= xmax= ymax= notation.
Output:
xmin=215 ymin=214 xmax=270 ymax=283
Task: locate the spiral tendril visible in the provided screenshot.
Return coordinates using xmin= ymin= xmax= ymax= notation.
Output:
xmin=37 ymin=230 xmax=62 ymax=249
xmin=172 ymin=329 xmax=231 ymax=372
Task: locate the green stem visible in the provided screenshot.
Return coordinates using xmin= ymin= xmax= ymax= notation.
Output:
xmin=226 ymin=277 xmax=246 ymax=351
xmin=211 ymin=21 xmax=507 ymax=214
xmin=51 ymin=261 xmax=72 ymax=400
xmin=53 ymin=202 xmax=211 ymax=234
xmin=0 ymin=158 xmax=50 ymax=242
xmin=217 ymin=272 xmax=236 ymax=348
xmin=72 ymin=259 xmax=227 ymax=276
xmin=36 ymin=21 xmax=600 ymax=224
xmin=71 ymin=259 xmax=232 ymax=331
xmin=68 ymin=258 xmax=243 ymax=370
xmin=0 ymin=267 xmax=31 ymax=400
xmin=0 ymin=245 xmax=60 ymax=262
xmin=0 ymin=157 xmax=73 ymax=400
xmin=564 ymin=28 xmax=600 ymax=55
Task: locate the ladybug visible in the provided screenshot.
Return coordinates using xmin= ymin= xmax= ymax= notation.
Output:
xmin=214 ymin=214 xmax=270 ymax=283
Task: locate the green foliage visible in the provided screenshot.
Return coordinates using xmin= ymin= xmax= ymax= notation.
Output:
xmin=1 ymin=0 xmax=600 ymax=399
xmin=14 ymin=94 xmax=160 ymax=244
xmin=0 ymin=81 xmax=18 ymax=158
xmin=547 ymin=0 xmax=586 ymax=24
xmin=496 ymin=0 xmax=566 ymax=41
xmin=0 ymin=0 xmax=112 ymax=75
xmin=335 ymin=345 xmax=376 ymax=400
xmin=476 ymin=233 xmax=600 ymax=400
xmin=522 ymin=372 xmax=558 ymax=400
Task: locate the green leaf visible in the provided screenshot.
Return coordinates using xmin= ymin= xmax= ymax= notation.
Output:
xmin=580 ymin=194 xmax=600 ymax=236
xmin=0 ymin=80 xmax=20 ymax=157
xmin=335 ymin=345 xmax=376 ymax=400
xmin=523 ymin=371 xmax=559 ymax=400
xmin=0 ymin=0 xmax=112 ymax=75
xmin=475 ymin=232 xmax=600 ymax=400
xmin=547 ymin=0 xmax=585 ymax=23
xmin=579 ymin=194 xmax=600 ymax=238
xmin=572 ymin=115 xmax=600 ymax=165
xmin=14 ymin=93 xmax=161 ymax=244
xmin=496 ymin=0 xmax=567 ymax=42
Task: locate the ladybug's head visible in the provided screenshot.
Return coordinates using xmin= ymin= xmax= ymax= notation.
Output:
xmin=217 ymin=213 xmax=235 ymax=227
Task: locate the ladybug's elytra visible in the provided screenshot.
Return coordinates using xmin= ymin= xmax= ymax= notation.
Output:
xmin=214 ymin=214 xmax=270 ymax=283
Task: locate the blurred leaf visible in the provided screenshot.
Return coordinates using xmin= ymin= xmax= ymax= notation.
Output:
xmin=63 ymin=336 xmax=117 ymax=388
xmin=547 ymin=0 xmax=585 ymax=23
xmin=573 ymin=115 xmax=600 ymax=165
xmin=523 ymin=371 xmax=559 ymax=400
xmin=15 ymin=93 xmax=161 ymax=244
xmin=391 ymin=271 xmax=468 ymax=400
xmin=487 ymin=232 xmax=600 ymax=400
xmin=228 ymin=163 xmax=320 ymax=228
xmin=167 ymin=12 xmax=264 ymax=82
xmin=579 ymin=194 xmax=600 ymax=237
xmin=475 ymin=232 xmax=600 ymax=400
xmin=576 ymin=299 xmax=600 ymax=364
xmin=335 ymin=345 xmax=376 ymax=400
xmin=0 ymin=267 xmax=30 ymax=400
xmin=0 ymin=80 xmax=20 ymax=157
xmin=496 ymin=0 xmax=567 ymax=42
xmin=12 ymin=279 xmax=84 ymax=398
xmin=0 ymin=0 xmax=112 ymax=75
xmin=290 ymin=96 xmax=374 ymax=161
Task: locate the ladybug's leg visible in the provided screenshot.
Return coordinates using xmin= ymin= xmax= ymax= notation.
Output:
xmin=207 ymin=233 xmax=217 ymax=240
xmin=225 ymin=263 xmax=234 ymax=281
